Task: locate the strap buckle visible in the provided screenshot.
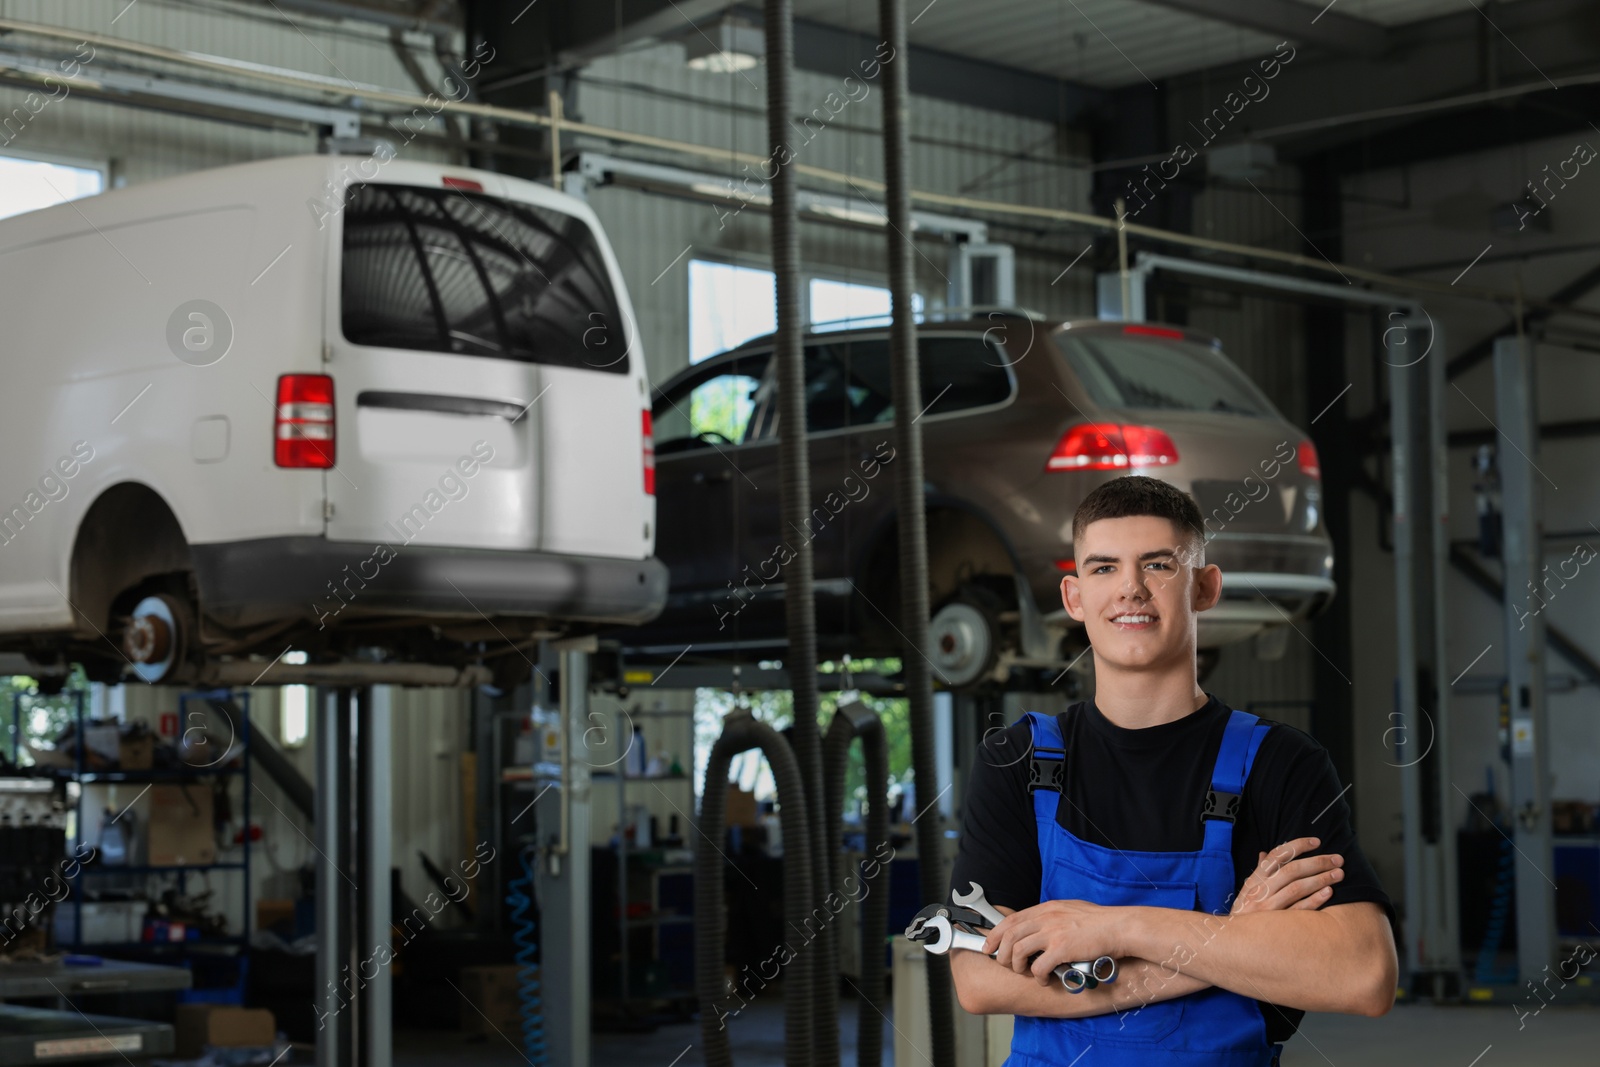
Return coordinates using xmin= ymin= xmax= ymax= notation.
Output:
xmin=1028 ymin=748 xmax=1066 ymax=793
xmin=1201 ymin=788 xmax=1240 ymax=823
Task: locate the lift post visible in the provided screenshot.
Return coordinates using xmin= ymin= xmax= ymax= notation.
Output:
xmin=315 ymin=687 xmax=392 ymax=1067
xmin=1492 ymin=334 xmax=1557 ymax=982
xmin=534 ymin=637 xmax=595 ymax=1067
xmin=1390 ymin=314 xmax=1462 ymax=996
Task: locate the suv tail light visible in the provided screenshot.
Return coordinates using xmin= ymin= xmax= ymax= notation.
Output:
xmin=275 ymin=374 xmax=335 ymax=468
xmin=1047 ymin=423 xmax=1179 ymax=471
xmin=1297 ymin=438 xmax=1321 ymax=479
xmin=642 ymin=409 xmax=656 ymax=495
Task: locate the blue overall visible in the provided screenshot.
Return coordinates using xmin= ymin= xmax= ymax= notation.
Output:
xmin=1006 ymin=709 xmax=1281 ymax=1067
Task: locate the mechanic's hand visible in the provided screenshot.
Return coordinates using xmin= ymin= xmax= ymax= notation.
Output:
xmin=1231 ymin=836 xmax=1343 ymax=915
xmin=981 ymin=898 xmax=1116 ymax=985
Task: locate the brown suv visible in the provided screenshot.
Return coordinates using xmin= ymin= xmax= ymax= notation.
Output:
xmin=621 ymin=314 xmax=1334 ymax=689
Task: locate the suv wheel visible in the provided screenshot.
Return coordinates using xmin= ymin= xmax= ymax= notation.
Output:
xmin=929 ymin=584 xmax=1003 ymax=690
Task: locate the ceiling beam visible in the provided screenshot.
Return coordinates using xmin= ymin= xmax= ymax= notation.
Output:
xmin=1149 ymin=0 xmax=1600 ymax=170
xmin=554 ymin=0 xmax=741 ymax=71
xmin=1137 ymin=0 xmax=1388 ymax=56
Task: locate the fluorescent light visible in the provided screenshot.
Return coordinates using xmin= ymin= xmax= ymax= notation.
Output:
xmin=685 ymin=18 xmax=763 ymax=73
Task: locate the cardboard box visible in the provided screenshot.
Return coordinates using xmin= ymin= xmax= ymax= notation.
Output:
xmin=147 ymin=784 xmax=215 ymax=866
xmin=256 ymin=898 xmax=296 ymax=937
xmin=119 ymin=734 xmax=155 ymax=770
xmin=458 ymin=964 xmax=524 ymax=1036
xmin=175 ymin=1006 xmax=276 ymax=1059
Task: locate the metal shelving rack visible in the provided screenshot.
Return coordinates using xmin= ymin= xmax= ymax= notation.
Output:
xmin=9 ymin=689 xmax=252 ymax=957
xmin=606 ymin=705 xmax=695 ymax=1011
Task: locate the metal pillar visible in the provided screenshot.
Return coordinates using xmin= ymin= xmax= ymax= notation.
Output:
xmin=360 ymin=690 xmax=393 ymax=1067
xmin=1390 ymin=314 xmax=1461 ymax=995
xmin=315 ymin=688 xmax=353 ymax=1067
xmin=1491 ymin=334 xmax=1556 ymax=982
xmin=535 ymin=637 xmax=594 ymax=1067
xmin=316 ymin=687 xmax=392 ymax=1067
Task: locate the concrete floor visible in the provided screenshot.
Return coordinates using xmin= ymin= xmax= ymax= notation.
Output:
xmin=392 ymin=992 xmax=1600 ymax=1066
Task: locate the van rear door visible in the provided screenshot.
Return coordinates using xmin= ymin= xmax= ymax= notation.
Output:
xmin=323 ymin=174 xmax=650 ymax=562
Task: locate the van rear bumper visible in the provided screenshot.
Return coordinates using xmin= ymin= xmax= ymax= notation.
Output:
xmin=191 ymin=536 xmax=668 ymax=630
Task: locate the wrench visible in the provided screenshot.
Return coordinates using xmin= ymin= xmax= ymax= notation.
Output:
xmin=953 ymin=881 xmax=1116 ymax=987
xmin=908 ymin=914 xmax=1102 ymax=993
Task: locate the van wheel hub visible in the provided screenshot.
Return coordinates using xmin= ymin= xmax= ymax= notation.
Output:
xmin=125 ymin=595 xmax=185 ymax=683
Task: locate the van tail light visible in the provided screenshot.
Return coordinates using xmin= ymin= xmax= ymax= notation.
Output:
xmin=1046 ymin=423 xmax=1179 ymax=471
xmin=275 ymin=374 xmax=335 ymax=469
xmin=1297 ymin=438 xmax=1321 ymax=480
xmin=642 ymin=409 xmax=656 ymax=495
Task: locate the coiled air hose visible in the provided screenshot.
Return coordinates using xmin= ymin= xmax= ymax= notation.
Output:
xmin=765 ymin=0 xmax=837 ymax=1059
xmin=505 ymin=845 xmax=548 ymax=1065
xmin=697 ymin=710 xmax=814 ymax=1067
xmin=876 ymin=0 xmax=955 ymax=1062
xmin=823 ymin=700 xmax=891 ymax=1067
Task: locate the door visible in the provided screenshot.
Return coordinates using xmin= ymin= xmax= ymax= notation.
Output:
xmin=325 ymin=178 xmax=644 ymax=557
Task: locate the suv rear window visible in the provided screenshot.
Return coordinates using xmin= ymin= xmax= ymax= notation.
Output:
xmin=340 ymin=183 xmax=627 ymax=373
xmin=1060 ymin=333 xmax=1275 ymax=416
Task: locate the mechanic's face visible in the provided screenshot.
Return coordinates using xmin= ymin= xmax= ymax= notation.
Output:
xmin=1060 ymin=515 xmax=1221 ymax=675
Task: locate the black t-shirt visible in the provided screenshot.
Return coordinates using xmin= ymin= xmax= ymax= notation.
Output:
xmin=948 ymin=692 xmax=1396 ymax=1044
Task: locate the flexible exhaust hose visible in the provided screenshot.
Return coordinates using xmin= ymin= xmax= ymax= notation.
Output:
xmin=764 ymin=0 xmax=835 ymax=1062
xmin=696 ymin=711 xmax=814 ymax=1067
xmin=876 ymin=0 xmax=955 ymax=1064
xmin=823 ymin=702 xmax=891 ymax=1067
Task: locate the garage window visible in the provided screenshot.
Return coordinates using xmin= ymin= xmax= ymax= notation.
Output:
xmin=341 ymin=183 xmax=627 ymax=372
xmin=0 ymin=155 xmax=103 ymax=222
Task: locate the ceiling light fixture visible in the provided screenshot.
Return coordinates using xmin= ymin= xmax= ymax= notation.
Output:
xmin=685 ymin=17 xmax=763 ymax=73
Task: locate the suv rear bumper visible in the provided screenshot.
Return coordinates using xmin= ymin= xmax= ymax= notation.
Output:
xmin=192 ymin=536 xmax=668 ymax=630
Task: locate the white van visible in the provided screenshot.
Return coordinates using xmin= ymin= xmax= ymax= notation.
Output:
xmin=0 ymin=154 xmax=664 ymax=687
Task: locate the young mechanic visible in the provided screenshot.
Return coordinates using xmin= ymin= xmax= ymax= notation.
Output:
xmin=948 ymin=475 xmax=1397 ymax=1066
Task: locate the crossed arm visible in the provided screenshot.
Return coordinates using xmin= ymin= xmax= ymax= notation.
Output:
xmin=951 ymin=838 xmax=1398 ymax=1020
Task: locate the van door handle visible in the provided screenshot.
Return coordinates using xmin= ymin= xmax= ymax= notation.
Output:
xmin=694 ymin=469 xmax=733 ymax=484
xmin=357 ymin=390 xmax=529 ymax=422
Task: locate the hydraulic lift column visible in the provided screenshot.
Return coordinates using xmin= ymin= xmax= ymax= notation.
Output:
xmin=1391 ymin=313 xmax=1461 ymax=996
xmin=535 ymin=636 xmax=594 ymax=1067
xmin=315 ymin=686 xmax=392 ymax=1067
xmin=1492 ymin=334 xmax=1556 ymax=982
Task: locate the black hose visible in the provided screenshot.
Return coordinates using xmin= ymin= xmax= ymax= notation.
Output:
xmin=876 ymin=0 xmax=954 ymax=1064
xmin=696 ymin=711 xmax=813 ymax=1067
xmin=822 ymin=702 xmax=891 ymax=1067
xmin=763 ymin=0 xmax=834 ymax=1062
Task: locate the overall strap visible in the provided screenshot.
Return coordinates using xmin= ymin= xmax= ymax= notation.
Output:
xmin=1199 ymin=709 xmax=1272 ymax=861
xmin=1023 ymin=711 xmax=1066 ymax=822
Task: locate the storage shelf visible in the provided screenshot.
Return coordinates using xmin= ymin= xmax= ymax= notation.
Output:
xmin=59 ymin=768 xmax=244 ymax=783
xmin=76 ymin=863 xmax=246 ymax=875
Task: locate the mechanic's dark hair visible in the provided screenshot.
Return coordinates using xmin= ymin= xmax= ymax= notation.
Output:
xmin=1072 ymin=476 xmax=1206 ymax=563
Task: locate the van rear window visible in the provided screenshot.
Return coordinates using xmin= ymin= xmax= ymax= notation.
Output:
xmin=1060 ymin=334 xmax=1275 ymax=417
xmin=340 ymin=183 xmax=628 ymax=373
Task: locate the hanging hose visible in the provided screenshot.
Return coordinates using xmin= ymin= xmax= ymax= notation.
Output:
xmin=505 ymin=845 xmax=548 ymax=1065
xmin=823 ymin=700 xmax=891 ymax=1067
xmin=697 ymin=710 xmax=815 ymax=1067
xmin=1473 ymin=834 xmax=1517 ymax=984
xmin=763 ymin=0 xmax=834 ymax=1062
xmin=875 ymin=0 xmax=954 ymax=1064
